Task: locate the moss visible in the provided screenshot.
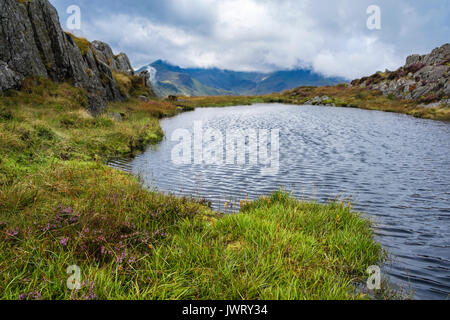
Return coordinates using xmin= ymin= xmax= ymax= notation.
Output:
xmin=66 ymin=32 xmax=90 ymax=56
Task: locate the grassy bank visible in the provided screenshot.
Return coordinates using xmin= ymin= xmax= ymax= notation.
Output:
xmin=0 ymin=79 xmax=383 ymax=300
xmin=174 ymin=85 xmax=450 ymax=121
xmin=173 ymin=95 xmax=268 ymax=108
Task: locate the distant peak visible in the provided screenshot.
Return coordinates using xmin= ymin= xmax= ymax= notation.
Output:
xmin=151 ymin=59 xmax=174 ymax=67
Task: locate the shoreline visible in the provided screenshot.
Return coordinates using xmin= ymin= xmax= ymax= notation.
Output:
xmin=173 ymin=89 xmax=450 ymax=122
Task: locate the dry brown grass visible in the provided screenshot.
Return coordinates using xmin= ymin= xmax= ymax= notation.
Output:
xmin=271 ymin=85 xmax=450 ymax=121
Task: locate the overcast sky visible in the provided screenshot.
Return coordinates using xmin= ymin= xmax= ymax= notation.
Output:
xmin=49 ymin=0 xmax=449 ymax=79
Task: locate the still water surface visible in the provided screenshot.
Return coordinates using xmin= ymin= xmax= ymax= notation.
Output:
xmin=110 ymin=104 xmax=450 ymax=300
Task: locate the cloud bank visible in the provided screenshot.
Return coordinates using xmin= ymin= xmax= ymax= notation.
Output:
xmin=50 ymin=0 xmax=450 ymax=79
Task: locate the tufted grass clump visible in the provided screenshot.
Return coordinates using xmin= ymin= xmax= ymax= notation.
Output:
xmin=112 ymin=71 xmax=155 ymax=99
xmin=117 ymin=190 xmax=383 ymax=300
xmin=66 ymin=33 xmax=91 ymax=56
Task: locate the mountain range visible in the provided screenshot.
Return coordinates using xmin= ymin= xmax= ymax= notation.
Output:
xmin=137 ymin=60 xmax=345 ymax=97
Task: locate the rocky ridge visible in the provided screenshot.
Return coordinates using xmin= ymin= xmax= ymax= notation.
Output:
xmin=0 ymin=0 xmax=153 ymax=113
xmin=351 ymin=44 xmax=450 ymax=107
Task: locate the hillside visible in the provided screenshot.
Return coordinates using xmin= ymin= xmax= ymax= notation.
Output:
xmin=137 ymin=60 xmax=344 ymax=97
xmin=259 ymin=43 xmax=450 ymax=120
xmin=0 ymin=0 xmax=154 ymax=113
xmin=351 ymin=44 xmax=450 ymax=106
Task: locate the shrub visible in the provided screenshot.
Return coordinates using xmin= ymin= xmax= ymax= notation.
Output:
xmin=356 ymin=91 xmax=369 ymax=99
xmin=35 ymin=125 xmax=55 ymax=140
xmin=0 ymin=107 xmax=13 ymax=121
xmin=420 ymin=94 xmax=438 ymax=103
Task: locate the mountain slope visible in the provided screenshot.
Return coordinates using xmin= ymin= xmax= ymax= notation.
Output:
xmin=137 ymin=60 xmax=345 ymax=97
xmin=273 ymin=44 xmax=449 ymax=120
xmin=138 ymin=61 xmax=232 ymax=97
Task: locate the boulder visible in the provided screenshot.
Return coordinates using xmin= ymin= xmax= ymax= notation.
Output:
xmin=137 ymin=95 xmax=150 ymax=102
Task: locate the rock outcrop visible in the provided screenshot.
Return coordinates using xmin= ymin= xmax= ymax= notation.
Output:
xmin=90 ymin=41 xmax=135 ymax=76
xmin=0 ymin=0 xmax=154 ymax=113
xmin=305 ymin=95 xmax=336 ymax=107
xmin=352 ymin=44 xmax=450 ymax=106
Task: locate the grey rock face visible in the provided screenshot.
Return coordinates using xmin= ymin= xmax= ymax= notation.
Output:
xmin=26 ymin=0 xmax=82 ymax=82
xmin=139 ymin=70 xmax=152 ymax=88
xmin=0 ymin=61 xmax=22 ymax=91
xmin=138 ymin=70 xmax=156 ymax=96
xmin=0 ymin=0 xmax=153 ymax=113
xmin=423 ymin=44 xmax=450 ymax=66
xmin=444 ymin=82 xmax=450 ymax=96
xmin=91 ymin=41 xmax=135 ymax=76
xmin=406 ymin=54 xmax=422 ymax=67
xmin=91 ymin=41 xmax=116 ymax=68
xmin=115 ymin=54 xmax=135 ymax=76
xmin=406 ymin=44 xmax=450 ymax=67
xmin=0 ymin=0 xmax=48 ymax=78
xmin=84 ymin=45 xmax=124 ymax=103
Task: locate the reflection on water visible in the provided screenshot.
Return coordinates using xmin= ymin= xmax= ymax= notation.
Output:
xmin=110 ymin=104 xmax=450 ymax=300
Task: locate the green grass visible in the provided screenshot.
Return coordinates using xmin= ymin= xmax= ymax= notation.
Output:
xmin=0 ymin=184 xmax=382 ymax=299
xmin=173 ymin=95 xmax=268 ymax=108
xmin=0 ymin=78 xmax=384 ymax=300
xmin=142 ymin=191 xmax=383 ymax=300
